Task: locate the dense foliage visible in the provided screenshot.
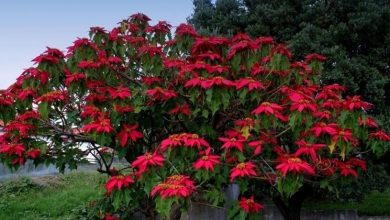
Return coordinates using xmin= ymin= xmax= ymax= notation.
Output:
xmin=189 ymin=0 xmax=390 ymax=130
xmin=0 ymin=14 xmax=389 ymax=220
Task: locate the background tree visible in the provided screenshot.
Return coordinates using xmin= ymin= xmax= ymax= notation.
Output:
xmin=0 ymin=14 xmax=389 ymax=220
xmin=189 ymin=0 xmax=390 ymax=199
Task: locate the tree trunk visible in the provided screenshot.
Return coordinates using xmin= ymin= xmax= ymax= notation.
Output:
xmin=169 ymin=203 xmax=182 ymax=220
xmin=272 ymin=184 xmax=312 ymax=220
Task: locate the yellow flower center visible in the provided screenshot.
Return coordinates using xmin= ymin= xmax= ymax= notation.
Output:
xmin=246 ymin=199 xmax=255 ymax=205
xmin=145 ymin=153 xmax=153 ymax=160
xmin=236 ymin=162 xmax=246 ymax=169
xmin=169 ymin=175 xmax=184 ymax=181
xmin=288 ymin=157 xmax=302 ymax=163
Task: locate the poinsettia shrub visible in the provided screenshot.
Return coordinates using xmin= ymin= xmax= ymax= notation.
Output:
xmin=0 ymin=13 xmax=389 ymax=220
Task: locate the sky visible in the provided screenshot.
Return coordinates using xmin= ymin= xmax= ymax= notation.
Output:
xmin=0 ymin=0 xmax=194 ymax=89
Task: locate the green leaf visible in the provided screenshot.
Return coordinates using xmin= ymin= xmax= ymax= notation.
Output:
xmin=231 ymin=55 xmax=241 ymax=72
xmin=228 ymin=202 xmax=240 ymax=220
xmin=205 ymin=89 xmax=213 ymax=103
xmin=155 ymin=197 xmax=174 ymax=218
xmin=210 ymin=99 xmax=220 ymax=115
xmin=277 ymin=175 xmax=304 ymax=198
xmin=238 ymin=89 xmax=248 ymax=104
xmin=38 ymin=102 xmax=49 ymax=119
xmin=202 ymin=109 xmax=209 ymax=118
xmin=221 ymin=91 xmax=230 ymax=109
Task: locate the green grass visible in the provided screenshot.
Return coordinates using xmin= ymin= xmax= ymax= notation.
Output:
xmin=303 ymin=189 xmax=390 ymax=216
xmin=1 ymin=173 xmax=389 ymax=219
xmin=0 ymin=172 xmax=106 ymax=220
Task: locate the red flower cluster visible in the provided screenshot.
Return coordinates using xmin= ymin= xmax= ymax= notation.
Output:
xmin=4 ymin=121 xmax=35 ymax=137
xmin=160 ymin=133 xmax=210 ymax=151
xmin=64 ymin=69 xmax=86 ymax=86
xmin=35 ymin=90 xmax=68 ymax=103
xmin=26 ymin=149 xmax=41 ymax=159
xmin=117 ymin=124 xmax=144 ymax=147
xmin=83 ymin=117 xmax=114 ymax=134
xmin=184 ymin=76 xmax=235 ymax=89
xmin=294 ymin=140 xmax=325 ymax=161
xmin=151 ymin=175 xmax=196 ymax=198
xmin=252 ymin=102 xmax=287 ymax=121
xmin=108 ymin=86 xmax=132 ymax=100
xmin=32 ymin=47 xmax=64 ymax=64
xmin=239 ymin=196 xmax=264 ymax=213
xmin=0 ymin=143 xmax=25 ymax=157
xmin=369 ymin=130 xmax=390 ymax=141
xmin=105 ymin=175 xmax=135 ymax=194
xmin=80 ymin=105 xmax=103 ymax=119
xmin=305 ymin=53 xmax=326 ymax=62
xmin=310 ymin=122 xmax=338 ymax=137
xmin=276 ymin=156 xmax=315 ymax=176
xmin=230 ymin=161 xmax=257 ymax=182
xmin=193 ymin=154 xmax=220 ymax=171
xmin=0 ymin=91 xmax=13 ymax=106
xmin=146 ymin=87 xmax=177 ymax=101
xmin=235 ymin=77 xmax=265 ymax=91
xmin=219 ymin=135 xmax=246 ymax=152
xmin=337 ymin=158 xmax=367 ymax=178
xmin=131 ymin=152 xmax=164 ymax=176
xmin=169 ymin=103 xmax=191 ymax=116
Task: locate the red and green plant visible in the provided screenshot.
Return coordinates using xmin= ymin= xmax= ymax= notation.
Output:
xmin=0 ymin=13 xmax=389 ymax=220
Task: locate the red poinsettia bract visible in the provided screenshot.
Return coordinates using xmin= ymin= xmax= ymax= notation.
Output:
xmin=182 ymin=134 xmax=210 ymax=149
xmin=235 ymin=77 xmax=265 ymax=91
xmin=146 ymin=87 xmax=177 ymax=101
xmin=108 ymin=86 xmax=132 ymax=100
xmin=117 ymin=124 xmax=144 ymax=147
xmin=169 ymin=103 xmax=191 ymax=116
xmin=337 ymin=158 xmax=367 ymax=178
xmin=193 ymin=154 xmax=220 ymax=171
xmin=0 ymin=143 xmax=25 ymax=157
xmin=251 ymin=102 xmax=287 ymax=121
xmin=201 ymin=76 xmax=235 ymax=89
xmin=239 ymin=196 xmax=264 ymax=214
xmin=310 ymin=122 xmax=338 ymax=138
xmin=83 ymin=117 xmax=114 ymax=134
xmin=151 ymin=175 xmax=196 ymax=199
xmin=131 ymin=152 xmax=164 ymax=175
xmin=35 ymin=90 xmax=68 ymax=103
xmin=160 ymin=133 xmax=210 ymax=151
xmin=105 ymin=175 xmax=135 ymax=194
xmin=294 ymin=140 xmax=326 ymax=161
xmin=276 ymin=157 xmax=315 ymax=176
xmin=230 ymin=161 xmax=257 ymax=182
xmin=219 ymin=136 xmax=246 ymax=152
xmin=26 ymin=149 xmax=41 ymax=159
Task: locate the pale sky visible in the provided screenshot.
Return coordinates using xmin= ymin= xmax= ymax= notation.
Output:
xmin=0 ymin=0 xmax=194 ymax=89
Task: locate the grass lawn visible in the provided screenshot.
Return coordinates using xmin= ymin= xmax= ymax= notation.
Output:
xmin=303 ymin=189 xmax=390 ymax=216
xmin=0 ymin=172 xmax=106 ymax=220
xmin=0 ymin=172 xmax=389 ymax=219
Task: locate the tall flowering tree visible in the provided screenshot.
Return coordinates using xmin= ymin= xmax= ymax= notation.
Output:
xmin=0 ymin=14 xmax=389 ymax=220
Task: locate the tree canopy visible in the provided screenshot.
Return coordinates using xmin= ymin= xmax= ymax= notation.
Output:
xmin=0 ymin=13 xmax=389 ymax=220
xmin=189 ymin=0 xmax=390 ymax=130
